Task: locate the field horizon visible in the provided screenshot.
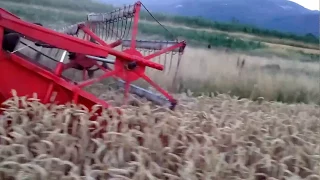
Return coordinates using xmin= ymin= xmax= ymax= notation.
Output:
xmin=1 ymin=1 xmax=320 ymax=179
xmin=1 ymin=0 xmax=320 ymax=105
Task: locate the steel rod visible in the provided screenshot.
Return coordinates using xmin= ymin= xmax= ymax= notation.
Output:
xmin=86 ymin=55 xmax=115 ymax=64
xmin=116 ymin=79 xmax=169 ymax=106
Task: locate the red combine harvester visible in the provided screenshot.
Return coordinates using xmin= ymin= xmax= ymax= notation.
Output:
xmin=0 ymin=1 xmax=186 ymax=112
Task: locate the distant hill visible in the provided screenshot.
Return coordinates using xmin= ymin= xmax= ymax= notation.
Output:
xmin=98 ymin=0 xmax=319 ymax=36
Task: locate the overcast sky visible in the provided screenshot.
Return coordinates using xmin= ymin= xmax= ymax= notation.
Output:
xmin=289 ymin=0 xmax=319 ymax=10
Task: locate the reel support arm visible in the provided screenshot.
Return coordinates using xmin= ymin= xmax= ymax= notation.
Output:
xmin=0 ymin=10 xmax=164 ymax=71
xmin=75 ymin=24 xmax=165 ymax=71
xmin=0 ymin=9 xmax=20 ymax=20
xmin=79 ymin=24 xmax=109 ymax=46
xmin=130 ymin=1 xmax=141 ymax=49
xmin=145 ymin=41 xmax=186 ymax=60
xmin=78 ymin=24 xmax=122 ymax=48
xmin=109 ymin=40 xmax=122 ymax=48
xmin=0 ymin=10 xmax=109 ymax=57
xmin=138 ymin=72 xmax=177 ymax=107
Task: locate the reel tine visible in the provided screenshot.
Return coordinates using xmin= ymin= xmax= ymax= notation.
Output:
xmin=121 ymin=11 xmax=127 ymax=39
xmin=165 ymin=52 xmax=170 ymax=75
xmin=101 ymin=23 xmax=105 ymax=41
xmin=115 ymin=9 xmax=122 ymax=39
xmin=110 ymin=15 xmax=115 ymax=40
xmin=164 ymin=42 xmax=170 ymax=74
xmin=101 ymin=24 xmax=104 ymax=41
xmin=162 ymin=41 xmax=167 ymax=72
xmin=84 ymin=4 xmax=136 ymax=41
xmin=105 ymin=24 xmax=109 ymax=42
xmin=121 ymin=5 xmax=128 ymax=39
xmin=142 ymin=48 xmax=147 ymax=56
xmin=174 ymin=52 xmax=183 ymax=84
xmin=108 ymin=13 xmax=114 ymax=40
xmin=97 ymin=23 xmax=101 ymax=38
xmin=116 ymin=9 xmax=120 ymax=38
xmin=100 ymin=23 xmax=104 ymax=41
xmin=152 ymin=48 xmax=156 ymax=61
xmin=125 ymin=11 xmax=133 ymax=39
xmin=120 ymin=8 xmax=125 ymax=39
xmin=157 ymin=46 xmax=161 ymax=64
xmin=106 ymin=19 xmax=110 ymax=40
xmin=168 ymin=51 xmax=175 ymax=75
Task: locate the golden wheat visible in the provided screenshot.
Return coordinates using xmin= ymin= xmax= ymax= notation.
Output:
xmin=0 ymin=89 xmax=319 ymax=180
xmin=16 ymin=29 xmax=319 ymax=104
xmin=143 ymin=47 xmax=320 ymax=104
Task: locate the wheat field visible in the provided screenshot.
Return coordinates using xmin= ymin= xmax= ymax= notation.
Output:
xmin=145 ymin=47 xmax=320 ymax=104
xmin=2 ymin=32 xmax=320 ymax=180
xmin=17 ymin=36 xmax=320 ymax=105
xmin=2 ymin=1 xmax=320 ymax=179
xmin=0 ymin=89 xmax=319 ymax=179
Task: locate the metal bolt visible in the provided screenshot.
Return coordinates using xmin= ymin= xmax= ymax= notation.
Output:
xmin=126 ymin=61 xmax=137 ymax=70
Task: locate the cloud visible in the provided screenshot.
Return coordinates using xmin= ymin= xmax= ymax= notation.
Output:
xmin=289 ymin=0 xmax=319 ymax=10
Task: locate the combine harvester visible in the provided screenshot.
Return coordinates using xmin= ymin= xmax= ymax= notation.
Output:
xmin=0 ymin=1 xmax=187 ymax=112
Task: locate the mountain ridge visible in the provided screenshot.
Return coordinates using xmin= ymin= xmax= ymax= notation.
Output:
xmin=98 ymin=0 xmax=319 ymax=35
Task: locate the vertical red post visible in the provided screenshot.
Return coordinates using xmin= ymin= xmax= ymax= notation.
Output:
xmin=54 ymin=50 xmax=67 ymax=76
xmin=44 ymin=50 xmax=68 ymax=103
xmin=130 ymin=2 xmax=141 ymax=50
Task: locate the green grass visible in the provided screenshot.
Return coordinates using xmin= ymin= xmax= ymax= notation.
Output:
xmin=1 ymin=0 xmax=317 ymax=59
xmin=4 ymin=0 xmax=319 ymax=47
xmin=0 ymin=2 xmax=85 ymax=27
xmin=138 ymin=23 xmax=265 ymax=51
xmin=1 ymin=1 xmax=265 ymax=51
xmin=4 ymin=0 xmax=114 ymax=13
xmin=141 ymin=14 xmax=319 ymax=46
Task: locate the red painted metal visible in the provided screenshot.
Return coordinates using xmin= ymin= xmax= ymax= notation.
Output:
xmin=130 ymin=2 xmax=141 ymax=49
xmin=109 ymin=40 xmax=122 ymax=48
xmin=145 ymin=41 xmax=186 ymax=60
xmin=0 ymin=27 xmax=3 ymax=50
xmin=0 ymin=8 xmax=20 ymax=19
xmin=79 ymin=24 xmax=109 ymax=47
xmin=0 ymin=0 xmax=187 ymax=111
xmin=65 ymin=22 xmax=182 ymax=105
xmin=0 ymin=51 xmax=109 ymax=108
xmin=0 ymin=9 xmax=164 ymax=70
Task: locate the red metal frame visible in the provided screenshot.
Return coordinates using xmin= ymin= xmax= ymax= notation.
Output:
xmin=0 ymin=27 xmax=3 ymax=50
xmin=0 ymin=9 xmax=163 ymax=69
xmin=70 ymin=1 xmax=186 ymax=106
xmin=0 ymin=51 xmax=109 ymax=107
xmin=0 ymin=1 xmax=186 ymax=111
xmin=130 ymin=2 xmax=141 ymax=49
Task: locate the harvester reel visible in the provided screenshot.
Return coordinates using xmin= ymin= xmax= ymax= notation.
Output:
xmin=0 ymin=1 xmax=186 ymax=110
